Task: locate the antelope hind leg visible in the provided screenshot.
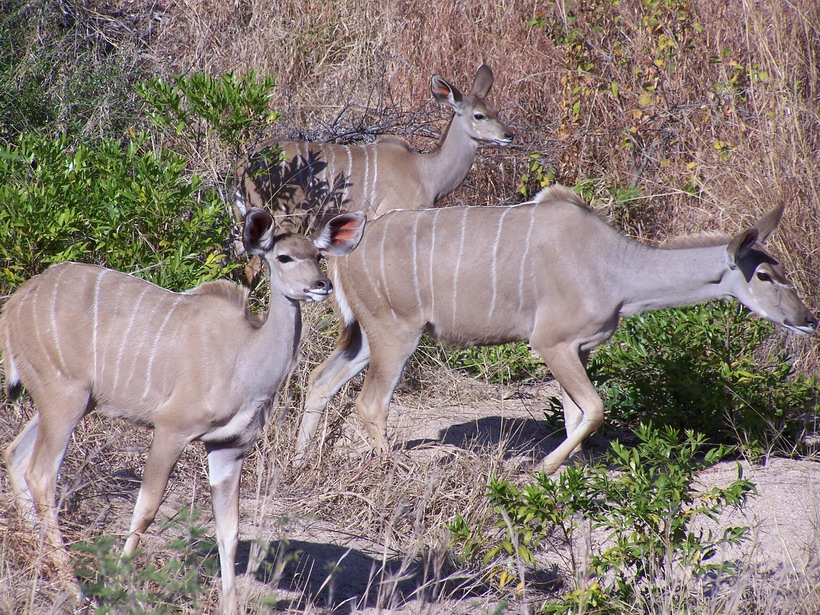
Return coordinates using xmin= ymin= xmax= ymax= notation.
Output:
xmin=295 ymin=322 xmax=370 ymax=463
xmin=534 ymin=342 xmax=604 ymax=474
xmin=352 ymin=329 xmax=421 ymax=455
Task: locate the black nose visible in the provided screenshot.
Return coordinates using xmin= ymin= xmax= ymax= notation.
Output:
xmin=809 ymin=313 xmax=819 ymax=329
xmin=505 ymin=132 xmax=514 ymax=141
xmin=313 ymin=278 xmax=331 ymax=292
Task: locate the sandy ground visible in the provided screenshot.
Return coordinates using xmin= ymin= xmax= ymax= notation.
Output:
xmin=223 ymin=378 xmax=820 ymax=613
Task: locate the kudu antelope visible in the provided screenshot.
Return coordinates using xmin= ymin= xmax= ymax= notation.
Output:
xmin=295 ymin=185 xmax=817 ymax=471
xmin=1 ymin=210 xmax=365 ymax=615
xmin=234 ymin=64 xmax=514 ymax=233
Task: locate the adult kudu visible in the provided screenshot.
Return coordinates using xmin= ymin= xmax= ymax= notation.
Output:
xmin=1 ymin=210 xmax=365 ymax=615
xmin=295 ymin=185 xmax=817 ymax=471
xmin=234 ymin=64 xmax=514 ymax=233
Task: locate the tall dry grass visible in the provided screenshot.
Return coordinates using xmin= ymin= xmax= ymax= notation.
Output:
xmin=2 ymin=1 xmax=819 ymax=613
xmin=143 ymin=0 xmax=818 ymax=368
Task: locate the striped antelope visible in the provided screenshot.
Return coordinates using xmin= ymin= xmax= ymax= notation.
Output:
xmin=295 ymin=185 xmax=817 ymax=471
xmin=0 ymin=209 xmax=365 ymax=615
xmin=234 ymin=64 xmax=514 ymax=233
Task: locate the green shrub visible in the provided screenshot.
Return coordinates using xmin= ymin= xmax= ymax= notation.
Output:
xmin=0 ymin=132 xmax=236 ymax=294
xmin=444 ymin=340 xmax=545 ymax=384
xmin=72 ymin=508 xmax=219 ymax=614
xmin=138 ymin=71 xmax=279 ymax=156
xmin=452 ymin=423 xmax=755 ymax=613
xmin=585 ymin=302 xmax=818 ymax=458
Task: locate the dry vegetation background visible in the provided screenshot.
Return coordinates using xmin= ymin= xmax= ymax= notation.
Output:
xmin=126 ymin=0 xmax=818 ymax=367
xmin=1 ymin=0 xmax=819 ymax=613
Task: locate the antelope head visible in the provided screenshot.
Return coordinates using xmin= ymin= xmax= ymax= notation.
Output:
xmin=725 ymin=203 xmax=817 ymax=334
xmin=431 ymin=65 xmax=514 ymax=147
xmin=243 ymin=207 xmax=366 ymax=303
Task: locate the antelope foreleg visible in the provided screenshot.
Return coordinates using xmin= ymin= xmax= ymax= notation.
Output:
xmin=4 ymin=414 xmax=41 ymax=521
xmin=17 ymin=386 xmax=90 ymax=586
xmin=353 ymin=331 xmax=420 ymax=454
xmin=124 ymin=430 xmax=188 ymax=556
xmin=535 ymin=344 xmax=604 ymax=475
xmin=206 ymin=444 xmax=245 ymax=615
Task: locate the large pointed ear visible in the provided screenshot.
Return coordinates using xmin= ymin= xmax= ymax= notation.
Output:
xmin=753 ymin=203 xmax=784 ymax=244
xmin=431 ymin=75 xmax=463 ymax=109
xmin=315 ymin=212 xmax=366 ymax=256
xmin=242 ymin=208 xmax=275 ymax=256
xmin=471 ymin=64 xmax=494 ymax=97
xmin=726 ymin=228 xmax=758 ymax=269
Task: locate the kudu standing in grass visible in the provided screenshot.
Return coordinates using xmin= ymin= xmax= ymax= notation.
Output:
xmin=234 ymin=64 xmax=514 ymax=234
xmin=1 ymin=209 xmax=365 ymax=615
xmin=295 ymin=185 xmax=817 ymax=470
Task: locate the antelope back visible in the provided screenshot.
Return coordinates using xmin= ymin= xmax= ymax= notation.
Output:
xmin=234 ymin=65 xmax=513 ymax=235
xmin=334 ymin=203 xmax=583 ymax=346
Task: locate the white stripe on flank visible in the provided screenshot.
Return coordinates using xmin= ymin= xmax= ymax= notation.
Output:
xmin=362 ymin=147 xmax=371 ymax=211
xmin=91 ymin=269 xmax=106 ymax=382
xmin=326 ymin=147 xmax=336 ymax=204
xmin=114 ymin=284 xmax=151 ymax=392
xmin=488 ymin=207 xmax=512 ymax=315
xmin=343 ymin=146 xmax=353 ymax=205
xmin=49 ymin=264 xmax=69 ymax=373
xmin=142 ymin=296 xmax=181 ymax=399
xmin=29 ymin=285 xmax=59 ymax=374
xmin=452 ymin=208 xmax=469 ymax=325
xmin=519 ymin=206 xmax=536 ymax=312
xmin=377 ymin=214 xmax=398 ymax=320
xmin=410 ymin=213 xmax=422 ymax=311
xmin=428 ymin=208 xmax=440 ymax=320
xmin=371 ymin=147 xmax=378 ymax=210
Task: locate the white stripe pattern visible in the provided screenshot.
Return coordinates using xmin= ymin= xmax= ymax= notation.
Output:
xmin=91 ymin=269 xmax=106 ymax=382
xmin=29 ymin=285 xmax=58 ymax=374
xmin=410 ymin=213 xmax=422 ymax=312
xmin=370 ymin=147 xmax=378 ymax=209
xmin=344 ymin=146 xmax=353 ymax=205
xmin=518 ymin=206 xmax=536 ymax=312
xmin=377 ymin=215 xmax=398 ymax=320
xmin=114 ymin=284 xmax=151 ymax=393
xmin=142 ymin=296 xmax=181 ymax=399
xmin=488 ymin=207 xmax=512 ymax=315
xmin=452 ymin=208 xmax=469 ymax=325
xmin=49 ymin=264 xmax=69 ymax=373
xmin=362 ymin=147 xmax=370 ymax=210
xmin=428 ymin=208 xmax=440 ymax=320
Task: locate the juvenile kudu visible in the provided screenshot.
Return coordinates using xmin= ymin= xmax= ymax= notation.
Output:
xmin=295 ymin=185 xmax=817 ymax=470
xmin=1 ymin=209 xmax=365 ymax=615
xmin=234 ymin=64 xmax=514 ymax=233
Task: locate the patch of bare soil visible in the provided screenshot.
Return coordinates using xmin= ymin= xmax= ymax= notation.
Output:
xmin=226 ymin=375 xmax=820 ymax=613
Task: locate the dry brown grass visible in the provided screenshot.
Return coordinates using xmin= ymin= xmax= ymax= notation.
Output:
xmin=2 ymin=0 xmax=820 ymax=613
xmin=140 ymin=0 xmax=819 ymax=370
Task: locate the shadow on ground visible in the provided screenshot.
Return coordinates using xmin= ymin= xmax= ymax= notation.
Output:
xmin=235 ymin=537 xmax=501 ymax=612
xmin=403 ymin=415 xmax=613 ymax=462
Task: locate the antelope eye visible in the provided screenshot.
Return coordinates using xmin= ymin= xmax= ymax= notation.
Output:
xmin=756 ymin=271 xmax=771 ymax=282
xmin=276 ymin=254 xmax=294 ymax=264
xmin=473 ymin=112 xmax=486 ymax=120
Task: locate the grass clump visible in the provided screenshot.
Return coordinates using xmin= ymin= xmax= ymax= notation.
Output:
xmin=452 ymin=423 xmax=756 ymax=614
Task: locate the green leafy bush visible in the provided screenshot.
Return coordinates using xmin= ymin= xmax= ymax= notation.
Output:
xmin=72 ymin=508 xmax=219 ymax=614
xmin=138 ymin=72 xmax=279 ymax=156
xmin=444 ymin=340 xmax=545 ymax=384
xmin=452 ymin=424 xmax=755 ymax=613
xmin=0 ymin=132 xmax=236 ymax=294
xmin=587 ymin=302 xmax=818 ymax=457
